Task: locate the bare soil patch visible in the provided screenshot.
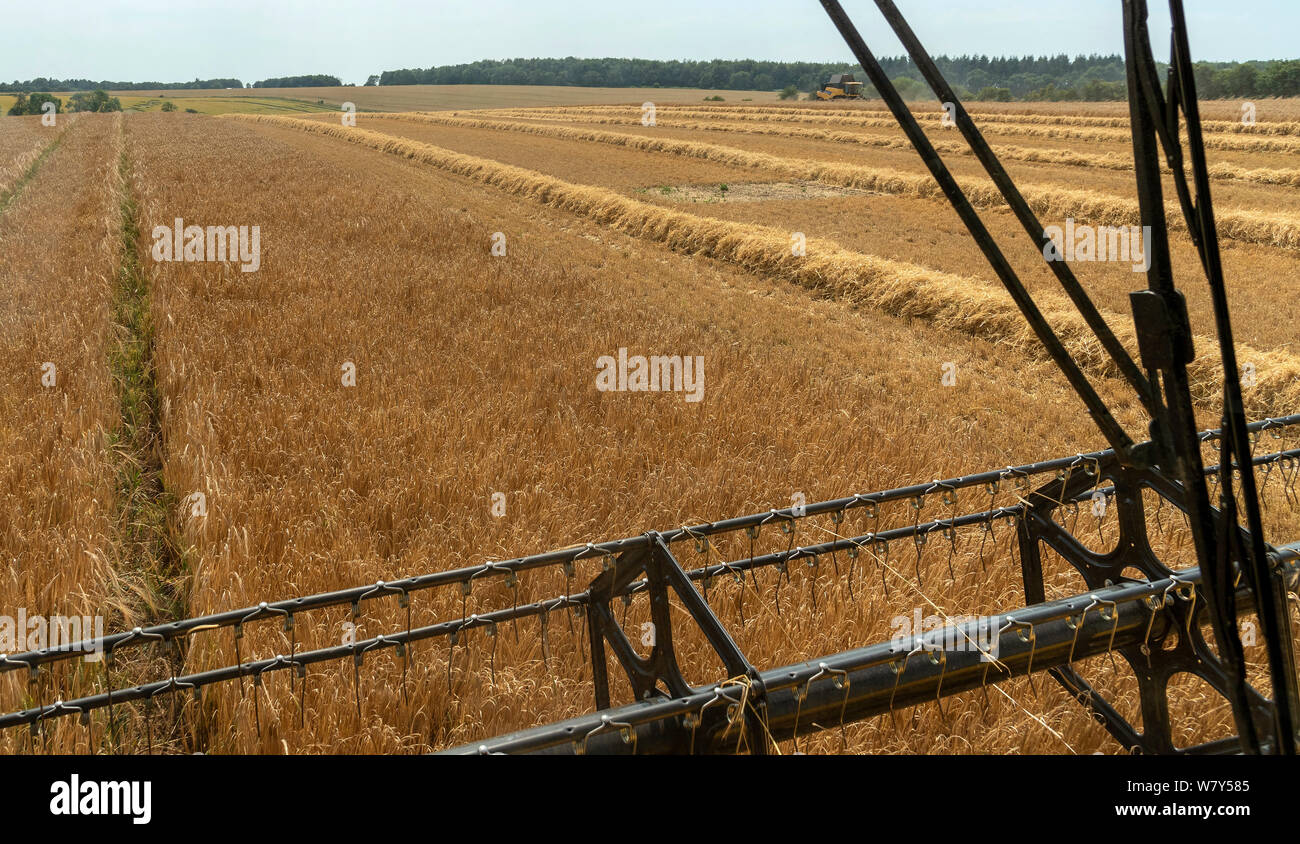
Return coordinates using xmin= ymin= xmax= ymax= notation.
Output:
xmin=651 ymin=179 xmax=875 ymax=203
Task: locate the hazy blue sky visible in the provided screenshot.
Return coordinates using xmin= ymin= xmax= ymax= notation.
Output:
xmin=5 ymin=1 xmax=1295 ymax=85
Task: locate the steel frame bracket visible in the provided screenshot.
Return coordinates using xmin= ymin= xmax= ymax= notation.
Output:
xmin=585 ymin=532 xmax=769 ymax=753
xmin=1017 ymin=466 xmax=1279 ymax=752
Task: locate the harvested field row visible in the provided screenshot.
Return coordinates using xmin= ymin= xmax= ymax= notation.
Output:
xmin=0 ymin=114 xmax=122 ymax=753
xmin=930 ymin=98 xmax=1300 ymax=121
xmin=466 ymin=108 xmax=1300 ymax=189
xmin=483 ymin=107 xmax=1300 ymax=176
xmin=129 ymin=83 xmax=782 ymax=113
xmin=502 ymin=105 xmax=1300 ymax=155
xmin=376 ymin=111 xmax=1300 ymax=253
xmin=494 ymin=99 xmax=1300 ymax=123
xmin=629 ymin=184 xmax=1300 ymax=357
xmin=655 ymin=103 xmax=1300 ymax=136
xmin=366 ymin=117 xmax=754 ymax=192
xmin=231 ymin=114 xmax=1300 ymax=420
xmin=476 ymin=97 xmax=1300 ymax=121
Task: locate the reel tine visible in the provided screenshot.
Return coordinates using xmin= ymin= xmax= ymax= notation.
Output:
xmin=539 ymin=608 xmax=550 ymax=672
xmin=943 ymin=523 xmax=958 ymax=582
xmin=913 ymin=529 xmax=927 ymax=588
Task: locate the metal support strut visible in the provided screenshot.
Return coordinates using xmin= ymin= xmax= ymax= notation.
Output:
xmin=586 ymin=533 xmax=768 ymax=753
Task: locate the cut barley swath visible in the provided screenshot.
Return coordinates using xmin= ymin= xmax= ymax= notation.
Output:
xmin=480 ymin=106 xmax=1143 ymax=167
xmin=230 ymin=113 xmax=1300 ymax=419
xmin=374 ymin=111 xmax=1300 ymax=251
xmin=648 ymin=104 xmax=1300 ymax=137
xmin=510 ymin=105 xmax=1300 ymax=155
xmin=502 ymin=101 xmax=1300 ymax=130
xmin=464 ymin=108 xmax=1300 ymax=189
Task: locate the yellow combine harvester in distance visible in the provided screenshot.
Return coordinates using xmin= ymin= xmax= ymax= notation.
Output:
xmin=816 ymin=73 xmax=864 ymax=100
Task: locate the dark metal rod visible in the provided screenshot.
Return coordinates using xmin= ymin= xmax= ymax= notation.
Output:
xmin=0 ymin=500 xmax=1044 ymax=727
xmin=1121 ymin=0 xmax=1267 ymax=753
xmin=6 ymin=489 xmax=1295 ymax=731
xmin=817 ymin=0 xmax=1134 ymax=455
xmin=869 ymin=0 xmax=1158 ymax=417
xmin=1167 ymin=0 xmax=1297 ymax=753
xmin=446 ymin=562 xmax=1297 ymax=755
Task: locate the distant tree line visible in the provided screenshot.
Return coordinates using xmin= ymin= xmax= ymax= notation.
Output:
xmin=1 ymin=77 xmax=242 ymax=93
xmin=7 ymin=89 xmax=124 ymax=115
xmin=252 ymin=75 xmax=342 ymax=88
xmin=376 ymin=55 xmax=1300 ymax=101
xmin=7 ymin=92 xmax=62 ymax=115
xmin=7 ymin=56 xmax=1299 ymax=102
xmin=1193 ymin=60 xmax=1300 ymax=98
xmin=69 ymin=90 xmax=123 ymax=112
xmin=2 ymin=74 xmax=350 ymax=92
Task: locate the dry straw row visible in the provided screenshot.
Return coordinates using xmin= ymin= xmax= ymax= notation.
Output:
xmin=228 ymin=114 xmax=1300 ymax=419
xmin=487 ymin=104 xmax=1300 ymax=155
xmin=677 ymin=105 xmax=1300 ymax=153
xmin=463 ymin=108 xmax=1300 ymax=189
xmin=387 ymin=111 xmax=1300 ymax=248
xmin=649 ymin=103 xmax=1300 ymax=137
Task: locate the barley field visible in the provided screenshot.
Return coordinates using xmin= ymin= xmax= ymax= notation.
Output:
xmin=2 ymin=92 xmax=1298 ymax=755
